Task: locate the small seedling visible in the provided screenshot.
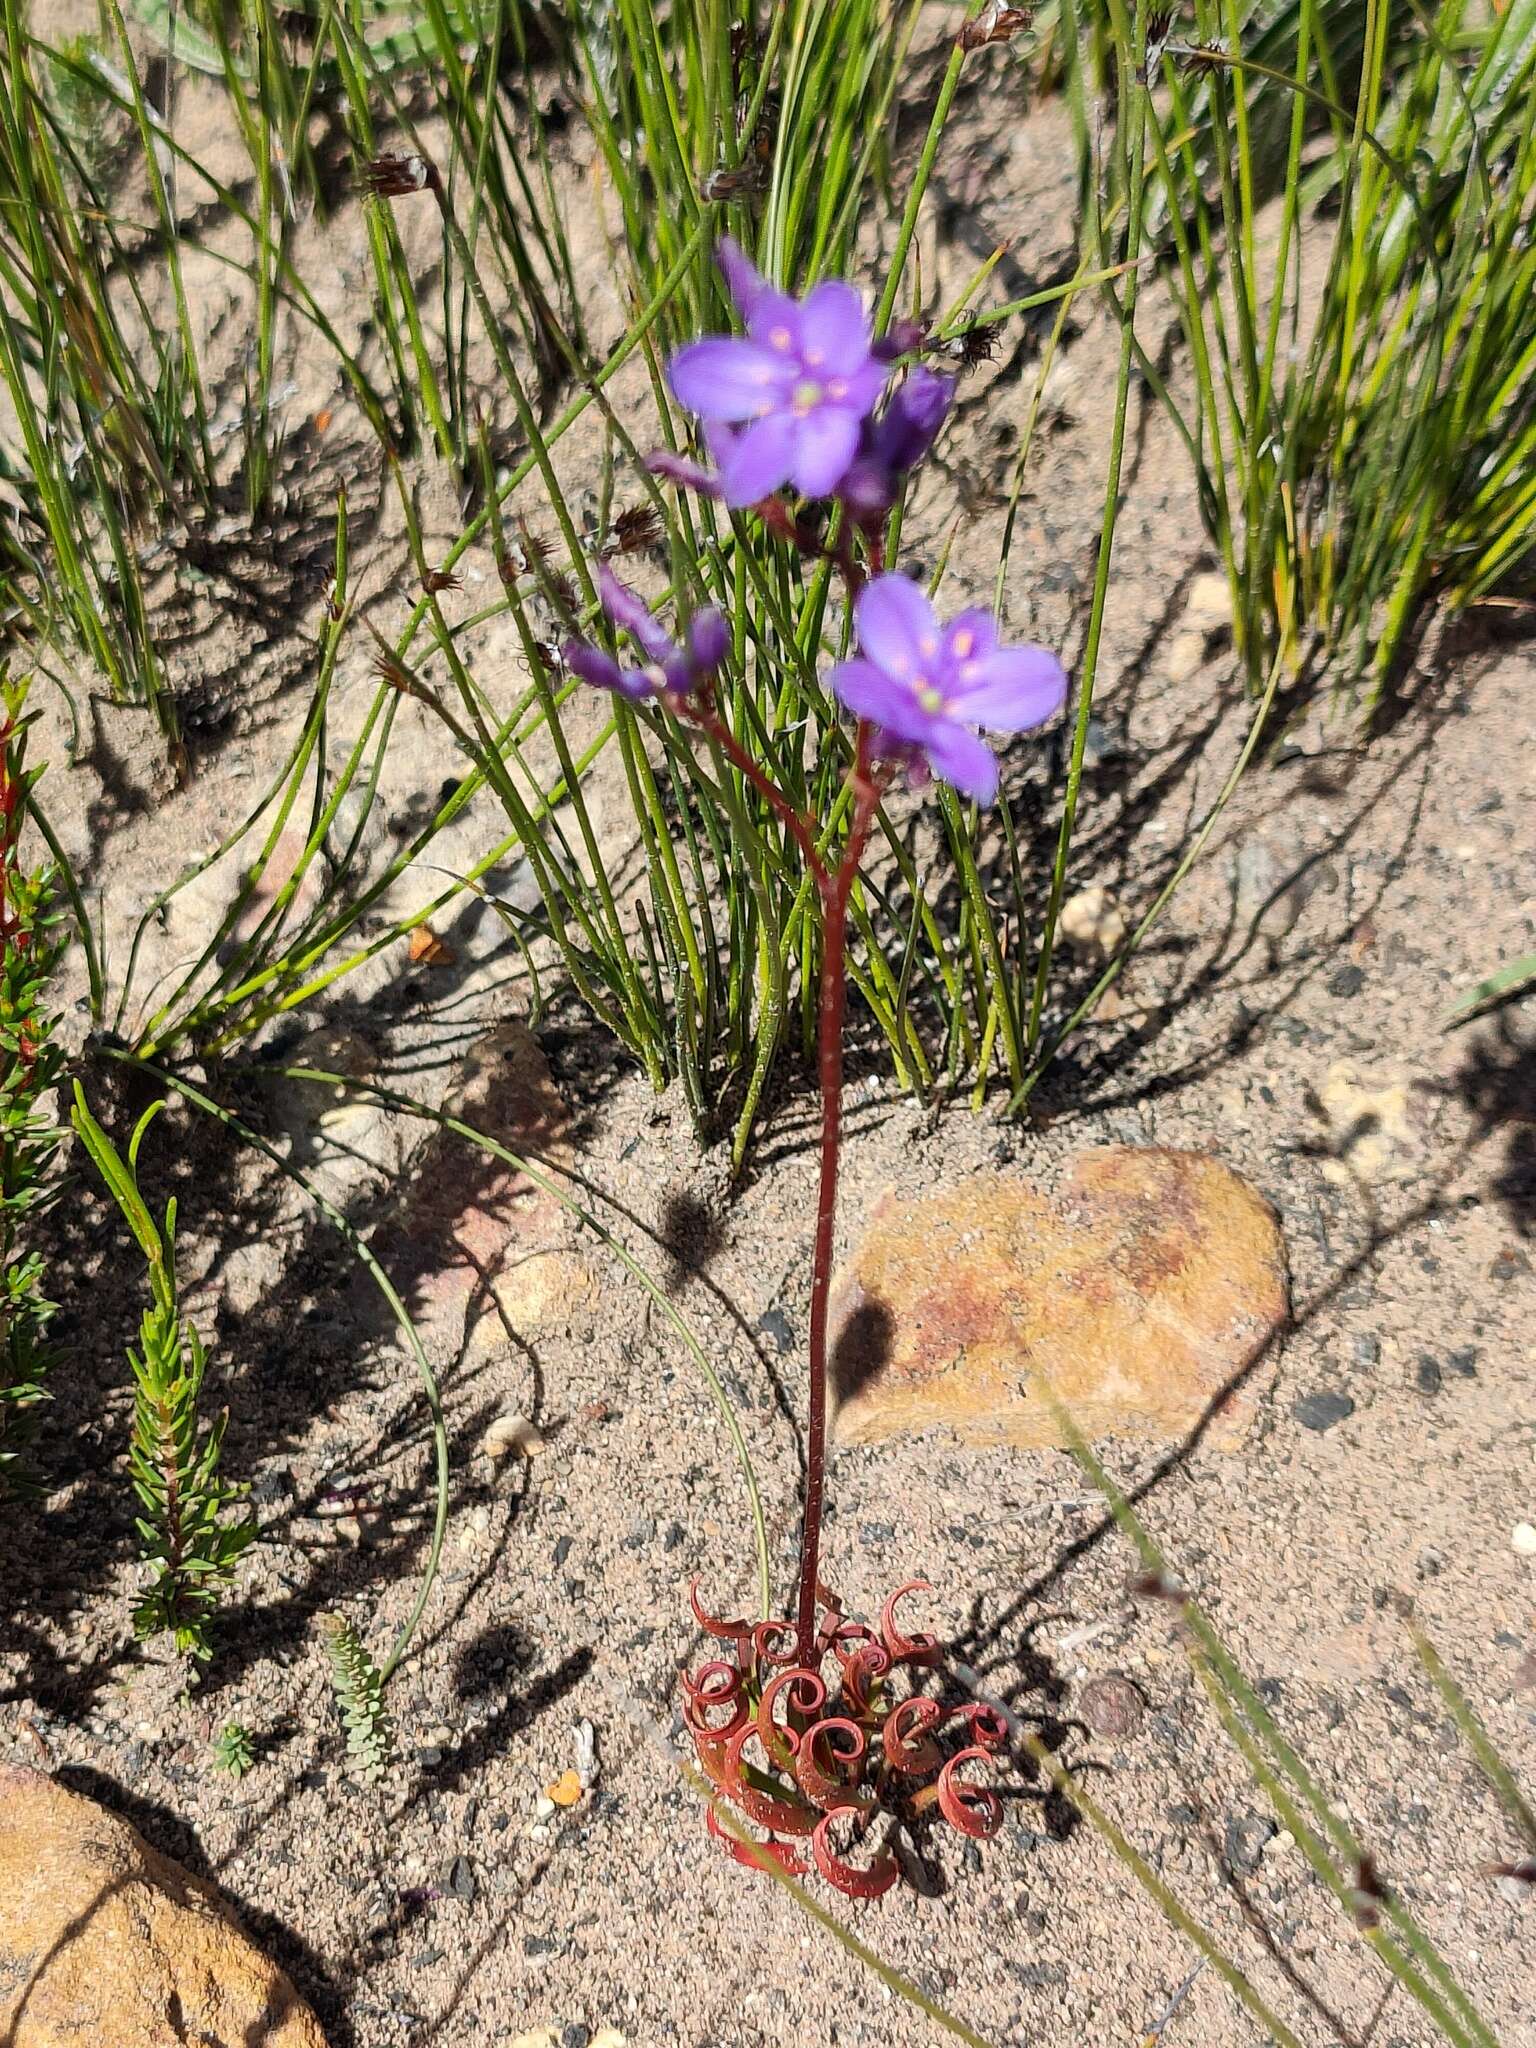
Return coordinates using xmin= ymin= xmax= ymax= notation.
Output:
xmin=213 ymin=1720 xmax=254 ymax=1778
xmin=321 ymin=1613 xmax=394 ymax=1784
xmin=70 ymin=1090 xmax=255 ymax=1662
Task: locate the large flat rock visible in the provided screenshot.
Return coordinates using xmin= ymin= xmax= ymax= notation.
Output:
xmin=0 ymin=1766 xmax=327 ymax=2048
xmin=829 ymin=1147 xmax=1288 ymax=1451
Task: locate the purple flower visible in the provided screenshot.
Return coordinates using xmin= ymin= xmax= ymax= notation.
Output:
xmin=838 ymin=367 xmax=955 ymax=522
xmin=667 ymin=239 xmax=889 ymax=509
xmin=564 ymin=566 xmax=727 ymax=703
xmin=828 ymin=574 xmax=1067 ymax=803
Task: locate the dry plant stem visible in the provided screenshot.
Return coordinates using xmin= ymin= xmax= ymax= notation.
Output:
xmin=796 ymin=718 xmax=880 ymax=1662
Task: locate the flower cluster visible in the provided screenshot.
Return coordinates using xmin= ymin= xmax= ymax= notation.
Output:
xmin=682 ymin=1580 xmax=1008 ymax=1897
xmin=566 ymin=238 xmax=1069 ymax=810
xmin=563 ymin=566 xmax=727 ymax=704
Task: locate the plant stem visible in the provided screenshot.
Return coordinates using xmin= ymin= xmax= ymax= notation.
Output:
xmin=795 ymin=719 xmax=878 ymax=1663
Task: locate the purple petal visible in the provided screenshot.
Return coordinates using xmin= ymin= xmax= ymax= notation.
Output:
xmin=685 ymin=607 xmax=729 ymax=676
xmin=871 ymin=730 xmax=933 ymax=789
xmin=854 ymin=573 xmax=941 ymax=684
xmin=647 ymin=448 xmax=723 ymax=499
xmin=874 ymin=367 xmax=954 ymax=472
xmin=565 ymin=642 xmax=639 ymax=696
xmin=717 ymin=235 xmax=771 ymax=320
xmin=828 ymin=656 xmax=911 ymax=728
xmin=837 ymin=359 xmax=892 ymax=416
xmin=790 ymin=406 xmax=861 ymax=499
xmin=669 ymin=337 xmax=795 ymax=423
xmin=745 ymin=290 xmax=807 ymax=356
xmin=720 ymin=412 xmax=798 ymax=506
xmin=923 ymin=722 xmax=999 ymax=803
xmin=941 ymin=608 xmax=998 ymax=672
xmin=597 ymin=566 xmax=675 ymax=663
xmin=948 ymin=645 xmax=1068 ymax=730
xmin=798 ymin=280 xmax=872 ymax=376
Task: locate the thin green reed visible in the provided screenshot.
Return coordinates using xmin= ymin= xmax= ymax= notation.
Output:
xmin=1115 ymin=0 xmax=1536 ymax=710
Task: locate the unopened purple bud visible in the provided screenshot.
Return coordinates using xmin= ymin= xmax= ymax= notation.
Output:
xmin=871 ymin=316 xmax=931 ymax=363
xmin=874 ymin=367 xmax=954 ymax=472
xmin=647 ymin=448 xmax=725 ymax=500
xmin=716 ymin=235 xmax=771 ymax=320
xmin=685 ymin=607 xmax=730 ymax=677
xmin=836 ymin=457 xmax=896 ymax=522
xmin=598 ymin=566 xmax=674 ymax=663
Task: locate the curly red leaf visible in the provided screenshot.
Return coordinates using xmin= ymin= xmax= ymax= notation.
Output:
xmin=841 ymin=1640 xmax=894 ymax=1717
xmin=757 ymin=1666 xmax=829 ymax=1753
xmin=706 ymin=1803 xmax=808 ymax=1877
xmin=879 ymin=1580 xmax=940 ymax=1665
xmin=936 ymin=1745 xmax=1002 ymax=1840
xmin=811 ymin=1812 xmax=899 ymax=1898
xmin=881 ymin=1696 xmax=944 ymax=1776
xmin=688 ymin=1578 xmax=754 ymax=1648
xmin=721 ymin=1725 xmax=819 ymax=1836
xmin=795 ymin=1716 xmax=872 ymax=1812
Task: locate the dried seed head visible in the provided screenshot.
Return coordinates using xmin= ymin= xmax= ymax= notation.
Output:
xmin=372 ymin=648 xmax=412 ymax=690
xmin=1348 ymin=1854 xmax=1387 ymax=1928
xmin=957 ymin=0 xmax=1033 ymax=51
xmin=603 ymin=502 xmax=664 ymax=558
xmin=1129 ymin=1567 xmax=1189 ymax=1606
xmin=424 ymin=569 xmax=461 ymax=593
xmin=700 ymin=160 xmax=768 ymax=202
xmin=1178 ymin=36 xmax=1230 ymax=76
xmin=362 ymin=151 xmax=438 ymax=199
xmin=1139 ymin=10 xmax=1176 ymax=79
xmin=932 ymin=314 xmax=1000 ymax=372
xmin=516 ymin=521 xmax=554 ymax=567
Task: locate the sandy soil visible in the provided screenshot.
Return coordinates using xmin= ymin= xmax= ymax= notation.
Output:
xmin=3 ymin=27 xmax=1534 ymax=2048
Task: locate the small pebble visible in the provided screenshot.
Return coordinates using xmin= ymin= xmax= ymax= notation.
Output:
xmin=1294 ymin=1389 xmax=1355 ymax=1433
xmin=755 ymin=1307 xmax=794 ymax=1354
xmin=1327 ymin=963 xmax=1365 ymax=999
xmin=1225 ymin=1811 xmax=1278 ymax=1874
xmin=1059 ymin=885 xmax=1127 ymax=960
xmin=485 ymin=1412 xmax=546 ymax=1460
xmin=1078 ymin=1673 xmax=1145 ymax=1740
xmin=1512 ymin=1523 xmax=1536 ymax=1556
xmin=1415 ymin=1356 xmax=1442 ymax=1395
xmin=533 ymin=1792 xmax=557 ymax=1820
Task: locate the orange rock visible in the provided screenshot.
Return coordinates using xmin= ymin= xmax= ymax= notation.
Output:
xmin=829 ymin=1148 xmax=1287 ymax=1451
xmin=0 ymin=1766 xmax=327 ymax=2047
xmin=546 ymin=1769 xmax=583 ymax=1808
xmin=408 ymin=924 xmax=456 ymax=966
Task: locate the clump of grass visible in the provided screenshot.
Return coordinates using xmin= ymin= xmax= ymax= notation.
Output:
xmin=0 ymin=671 xmax=64 ymax=1497
xmin=70 ymin=1089 xmax=254 ymax=1663
xmin=1093 ymin=0 xmax=1536 ymax=711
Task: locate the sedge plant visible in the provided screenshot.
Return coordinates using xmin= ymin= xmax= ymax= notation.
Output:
xmin=1081 ymin=0 xmax=1536 ymax=711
